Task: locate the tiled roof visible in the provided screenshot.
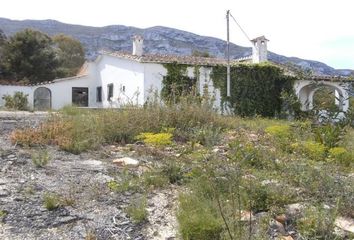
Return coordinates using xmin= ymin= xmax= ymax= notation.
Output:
xmin=101 ymin=51 xmax=244 ymax=66
xmin=308 ymin=75 xmax=353 ymax=82
xmin=0 ymin=74 xmax=88 ymax=86
xmin=251 ymin=35 xmax=269 ymax=42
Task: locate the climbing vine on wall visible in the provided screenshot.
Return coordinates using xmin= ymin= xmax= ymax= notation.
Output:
xmin=211 ymin=63 xmax=296 ymax=117
xmin=161 ymin=62 xmax=197 ymax=103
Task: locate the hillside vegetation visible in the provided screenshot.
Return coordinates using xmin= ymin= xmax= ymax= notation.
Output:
xmin=9 ymin=95 xmax=354 ymax=239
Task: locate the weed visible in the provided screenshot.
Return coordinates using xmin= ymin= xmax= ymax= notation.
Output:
xmin=107 ymin=170 xmax=141 ymax=193
xmin=0 ymin=210 xmax=7 ymax=218
xmin=296 ymin=204 xmax=339 ymax=239
xmin=161 ymin=159 xmax=184 ymax=184
xmin=43 ymin=192 xmax=60 ymax=210
xmin=31 ymin=149 xmax=51 ymax=167
xmin=84 ymin=229 xmax=97 ymax=240
xmin=142 ymin=171 xmax=169 ymax=189
xmin=177 ymin=193 xmax=223 ymax=240
xmin=126 ymin=197 xmax=148 ymax=224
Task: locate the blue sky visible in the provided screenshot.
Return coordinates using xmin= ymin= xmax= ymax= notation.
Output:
xmin=0 ymin=0 xmax=353 ymax=69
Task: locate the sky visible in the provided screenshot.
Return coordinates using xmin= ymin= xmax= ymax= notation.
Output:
xmin=0 ymin=0 xmax=353 ymax=69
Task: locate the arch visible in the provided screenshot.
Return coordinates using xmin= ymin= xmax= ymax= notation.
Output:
xmin=34 ymin=87 xmax=51 ymax=111
xmin=295 ymin=80 xmax=350 ymax=112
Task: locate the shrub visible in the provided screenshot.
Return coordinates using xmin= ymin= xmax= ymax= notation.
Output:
xmin=136 ymin=132 xmax=173 ymax=147
xmin=328 ymin=147 xmax=353 ymax=166
xmin=246 ymin=181 xmax=296 ymax=212
xmin=296 ymin=205 xmax=338 ymax=239
xmin=31 ymin=149 xmax=51 ymax=167
xmin=312 ymin=124 xmax=344 ymax=148
xmin=161 ymin=160 xmax=184 ymax=184
xmin=301 ymin=141 xmax=326 ymax=161
xmin=107 ymin=171 xmax=141 ymax=193
xmin=43 ymin=192 xmax=60 ymax=210
xmin=189 ymin=125 xmax=223 ymax=147
xmin=2 ymin=91 xmax=29 ymax=110
xmin=177 ymin=193 xmax=223 ymax=240
xmin=265 ymin=125 xmax=291 ymax=139
xmin=126 ymin=197 xmax=148 ymax=224
xmin=142 ymin=171 xmax=169 ymax=189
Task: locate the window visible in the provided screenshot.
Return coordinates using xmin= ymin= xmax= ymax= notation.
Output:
xmin=72 ymin=87 xmax=89 ymax=107
xmin=96 ymin=86 xmax=102 ymax=102
xmin=107 ymin=83 xmax=114 ymax=101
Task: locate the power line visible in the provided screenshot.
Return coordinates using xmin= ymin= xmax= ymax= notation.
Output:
xmin=229 ymin=12 xmax=252 ymax=43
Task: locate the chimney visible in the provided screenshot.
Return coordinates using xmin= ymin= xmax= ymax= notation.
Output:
xmin=132 ymin=35 xmax=144 ymax=56
xmin=251 ymin=36 xmax=269 ymax=63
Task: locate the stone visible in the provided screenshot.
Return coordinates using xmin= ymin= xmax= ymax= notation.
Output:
xmin=81 ymin=160 xmax=102 ymax=166
xmin=0 ymin=188 xmax=10 ymax=197
xmin=242 ymin=174 xmax=257 ymax=180
xmin=248 ymin=133 xmax=259 ymax=141
xmin=275 ymin=214 xmax=288 ymax=225
xmin=240 ymin=210 xmax=255 ymax=222
xmin=286 ymin=203 xmax=306 ymax=217
xmin=113 ymin=157 xmax=139 ymax=167
xmin=270 ymin=220 xmax=286 ymax=235
xmin=335 ymin=216 xmax=354 ymax=234
xmin=280 ymin=236 xmax=294 ymax=240
xmin=261 ymin=179 xmax=279 ymax=185
xmin=7 ymin=154 xmax=16 ymax=159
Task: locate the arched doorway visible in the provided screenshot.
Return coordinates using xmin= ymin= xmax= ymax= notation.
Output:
xmin=295 ymin=81 xmax=350 ymax=112
xmin=34 ymin=87 xmax=51 ymax=111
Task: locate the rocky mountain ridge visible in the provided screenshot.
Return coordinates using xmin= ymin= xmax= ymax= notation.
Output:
xmin=0 ymin=18 xmax=352 ymax=76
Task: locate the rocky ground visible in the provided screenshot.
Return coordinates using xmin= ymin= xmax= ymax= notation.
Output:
xmin=0 ymin=112 xmax=178 ymax=240
xmin=1 ymin=111 xmax=353 ymax=240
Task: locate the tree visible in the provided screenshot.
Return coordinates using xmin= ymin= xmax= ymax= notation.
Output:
xmin=53 ymin=34 xmax=85 ymax=77
xmin=2 ymin=29 xmax=58 ymax=83
xmin=0 ymin=29 xmax=7 ymax=77
xmin=0 ymin=29 xmax=6 ymax=46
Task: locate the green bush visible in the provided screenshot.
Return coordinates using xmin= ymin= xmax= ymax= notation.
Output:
xmin=328 ymin=147 xmax=353 ymax=166
xmin=2 ymin=91 xmax=29 ymax=110
xmin=43 ymin=192 xmax=60 ymax=210
xmin=177 ymin=193 xmax=223 ymax=240
xmin=296 ymin=205 xmax=338 ymax=239
xmin=246 ymin=182 xmax=296 ymax=212
xmin=301 ymin=141 xmax=326 ymax=161
xmin=265 ymin=125 xmax=291 ymax=139
xmin=161 ymin=160 xmax=184 ymax=184
xmin=126 ymin=197 xmax=148 ymax=224
xmin=136 ymin=132 xmax=173 ymax=147
xmin=107 ymin=170 xmax=141 ymax=193
xmin=142 ymin=171 xmax=169 ymax=189
xmin=313 ymin=124 xmax=344 ymax=148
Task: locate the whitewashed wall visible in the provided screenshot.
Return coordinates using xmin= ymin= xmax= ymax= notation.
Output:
xmin=97 ymin=55 xmax=145 ymax=107
xmin=143 ymin=63 xmax=166 ymax=101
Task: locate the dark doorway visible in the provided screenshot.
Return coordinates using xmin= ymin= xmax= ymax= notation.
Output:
xmin=34 ymin=87 xmax=51 ymax=110
xmin=72 ymin=87 xmax=89 ymax=107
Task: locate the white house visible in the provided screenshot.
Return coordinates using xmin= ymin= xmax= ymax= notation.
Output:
xmin=0 ymin=35 xmax=245 ymax=110
xmin=0 ymin=35 xmax=351 ymax=112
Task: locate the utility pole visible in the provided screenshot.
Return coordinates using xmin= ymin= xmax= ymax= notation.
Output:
xmin=226 ymin=10 xmax=231 ymax=97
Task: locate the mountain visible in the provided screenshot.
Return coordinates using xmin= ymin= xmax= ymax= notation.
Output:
xmin=0 ymin=18 xmax=352 ymax=76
